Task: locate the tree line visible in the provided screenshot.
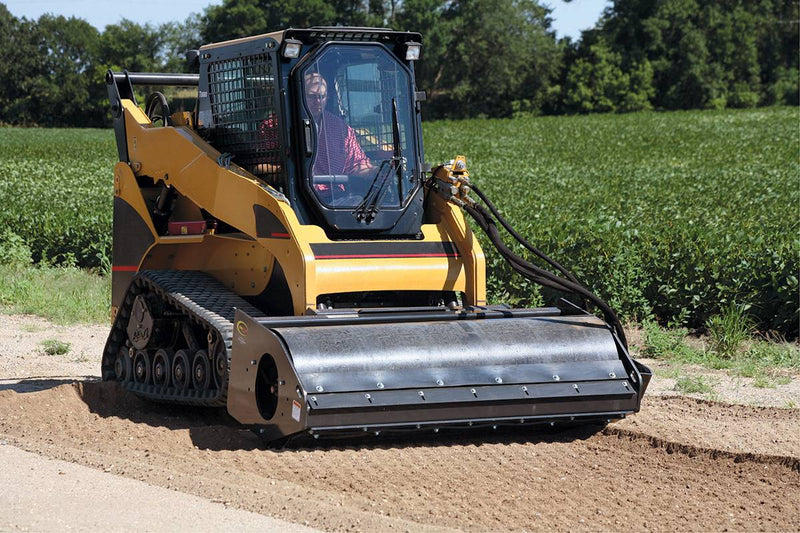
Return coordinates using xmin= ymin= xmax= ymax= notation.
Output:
xmin=0 ymin=0 xmax=796 ymax=127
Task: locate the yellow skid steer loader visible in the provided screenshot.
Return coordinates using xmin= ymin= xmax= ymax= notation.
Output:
xmin=103 ymin=27 xmax=651 ymax=442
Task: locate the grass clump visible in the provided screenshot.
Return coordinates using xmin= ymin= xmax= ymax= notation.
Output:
xmin=706 ymin=303 xmax=753 ymax=358
xmin=753 ymin=374 xmax=792 ymax=389
xmin=641 ymin=315 xmax=798 ymax=390
xmin=641 ymin=320 xmax=702 ymax=361
xmin=674 ymin=375 xmax=716 ymax=395
xmin=40 ymin=339 xmax=71 ymax=355
xmin=730 ymin=338 xmax=799 ymax=387
xmin=745 ymin=338 xmax=800 ymax=368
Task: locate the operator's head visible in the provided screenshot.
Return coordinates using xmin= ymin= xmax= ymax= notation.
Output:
xmin=304 ymin=72 xmax=328 ymax=119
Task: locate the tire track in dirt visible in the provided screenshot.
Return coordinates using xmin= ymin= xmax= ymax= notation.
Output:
xmin=614 ymin=395 xmax=800 ymax=458
xmin=1 ymin=382 xmax=799 ymax=532
xmin=604 ymin=427 xmax=800 ymax=471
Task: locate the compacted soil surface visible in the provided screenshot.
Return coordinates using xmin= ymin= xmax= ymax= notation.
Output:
xmin=1 ymin=314 xmax=798 ymax=532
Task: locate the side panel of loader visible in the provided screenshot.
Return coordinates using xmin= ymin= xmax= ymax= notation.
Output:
xmin=109 ymin=99 xmax=486 ymax=317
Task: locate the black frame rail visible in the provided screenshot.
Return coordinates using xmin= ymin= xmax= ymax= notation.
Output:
xmin=106 ymin=69 xmax=200 ymax=162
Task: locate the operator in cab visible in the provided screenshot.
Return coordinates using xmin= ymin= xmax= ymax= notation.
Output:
xmin=304 ymin=72 xmax=374 ymax=178
xmin=256 ymin=72 xmax=374 ymax=204
xmin=303 ymin=71 xmax=375 ymax=206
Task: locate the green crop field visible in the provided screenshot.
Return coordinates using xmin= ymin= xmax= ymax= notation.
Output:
xmin=0 ymin=107 xmax=797 ymax=336
xmin=0 ymin=128 xmax=115 ymax=269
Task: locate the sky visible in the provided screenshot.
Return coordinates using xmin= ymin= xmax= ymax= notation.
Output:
xmin=4 ymin=0 xmax=611 ymax=41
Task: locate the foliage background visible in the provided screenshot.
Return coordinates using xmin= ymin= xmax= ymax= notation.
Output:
xmin=0 ymin=1 xmax=796 ymax=335
xmin=0 ymin=0 xmax=797 ymax=125
xmin=1 ymin=107 xmax=797 ymax=337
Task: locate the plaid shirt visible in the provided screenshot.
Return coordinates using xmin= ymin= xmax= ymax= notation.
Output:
xmin=260 ymin=111 xmax=370 ymax=196
xmin=313 ymin=111 xmax=369 ymax=175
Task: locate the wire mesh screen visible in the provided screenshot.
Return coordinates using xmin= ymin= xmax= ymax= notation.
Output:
xmin=207 ymin=53 xmax=285 ymax=188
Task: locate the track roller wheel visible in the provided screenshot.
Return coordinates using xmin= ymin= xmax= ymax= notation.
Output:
xmin=114 ymin=347 xmax=131 ymax=382
xmin=213 ymin=345 xmax=227 ymax=389
xmin=152 ymin=348 xmax=173 ymax=386
xmin=172 ymin=349 xmax=192 ymax=390
xmin=133 ymin=350 xmax=151 ymax=384
xmin=192 ymin=349 xmax=211 ymax=391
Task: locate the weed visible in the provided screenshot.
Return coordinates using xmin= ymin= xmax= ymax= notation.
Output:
xmin=674 ymin=375 xmax=716 ymax=395
xmin=641 ymin=320 xmax=685 ymax=359
xmin=40 ymin=339 xmax=71 ymax=356
xmin=750 ymin=368 xmax=792 ymax=388
xmin=0 ymin=229 xmax=32 ymax=266
xmin=746 ymin=339 xmax=800 ymax=368
xmin=752 ymin=374 xmax=774 ymax=388
xmin=732 ymin=358 xmax=761 ymax=379
xmin=727 ymin=338 xmax=799 ymax=383
xmin=706 ymin=303 xmax=754 ymax=358
xmin=72 ymin=352 xmax=91 ymax=363
xmin=641 ymin=320 xmax=704 ymax=361
xmin=657 ymin=363 xmax=683 ymax=380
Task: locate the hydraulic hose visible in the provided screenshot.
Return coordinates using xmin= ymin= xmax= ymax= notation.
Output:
xmin=462 ymin=200 xmax=628 ymax=350
xmin=469 ymin=184 xmax=582 ymax=288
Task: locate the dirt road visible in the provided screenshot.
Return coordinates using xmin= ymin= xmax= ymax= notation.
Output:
xmin=1 ymin=314 xmax=798 ymax=531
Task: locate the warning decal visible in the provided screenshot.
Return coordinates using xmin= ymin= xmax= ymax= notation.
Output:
xmin=291 ymin=400 xmax=301 ymax=422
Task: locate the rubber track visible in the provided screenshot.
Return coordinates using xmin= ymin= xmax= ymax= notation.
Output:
xmin=101 ymin=270 xmax=267 ymax=407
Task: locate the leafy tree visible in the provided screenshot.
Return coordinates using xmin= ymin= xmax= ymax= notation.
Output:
xmin=99 ymin=19 xmax=163 ymax=72
xmin=561 ymin=34 xmax=654 ymax=114
xmin=160 ymin=14 xmax=204 ymax=72
xmin=201 ymin=0 xmax=270 ymax=42
xmin=271 ymin=0 xmax=338 ymax=28
xmin=395 ymin=0 xmax=459 ymax=99
xmin=28 ymin=15 xmax=103 ymax=126
xmin=756 ymin=0 xmax=799 ymax=105
xmin=596 ymin=0 xmax=798 ymax=110
xmin=1 ymin=0 xmax=797 ymax=126
xmin=428 ymin=0 xmax=561 ymax=117
xmin=201 ymin=0 xmax=338 ymax=43
xmin=621 ymin=58 xmax=655 ymax=111
xmin=563 ymin=39 xmax=627 ymax=113
xmin=0 ymin=6 xmax=41 ymax=124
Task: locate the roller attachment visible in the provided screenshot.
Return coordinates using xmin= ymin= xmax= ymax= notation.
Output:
xmin=227 ymin=308 xmax=651 ymax=442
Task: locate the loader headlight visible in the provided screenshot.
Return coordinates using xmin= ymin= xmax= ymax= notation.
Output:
xmin=405 ymin=42 xmax=421 ymax=61
xmin=282 ymin=39 xmax=302 ymax=59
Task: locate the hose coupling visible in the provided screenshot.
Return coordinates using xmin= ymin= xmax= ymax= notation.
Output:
xmin=430 ymin=155 xmax=475 ymax=206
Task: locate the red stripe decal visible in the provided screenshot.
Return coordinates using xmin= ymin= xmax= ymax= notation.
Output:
xmin=112 ymin=265 xmax=139 ymax=272
xmin=315 ymin=253 xmax=459 ymax=260
xmin=270 ymin=232 xmax=290 ymax=238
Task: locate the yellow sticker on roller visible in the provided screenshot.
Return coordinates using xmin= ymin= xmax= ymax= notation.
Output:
xmin=291 ymin=400 xmax=301 ymax=422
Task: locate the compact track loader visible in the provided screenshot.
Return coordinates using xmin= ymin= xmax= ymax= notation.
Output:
xmin=103 ymin=27 xmax=651 ymax=442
